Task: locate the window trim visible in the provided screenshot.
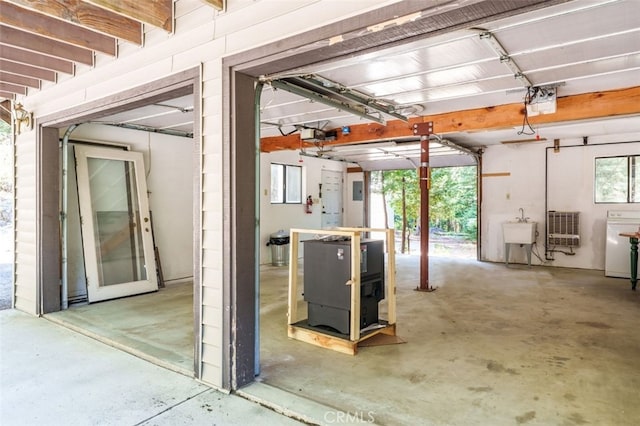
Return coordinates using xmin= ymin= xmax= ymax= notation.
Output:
xmin=594 ymin=154 xmax=640 ymax=204
xmin=270 ymin=163 xmax=302 ymax=204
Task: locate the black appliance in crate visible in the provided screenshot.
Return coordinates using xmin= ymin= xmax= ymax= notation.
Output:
xmin=303 ymin=238 xmax=385 ymax=335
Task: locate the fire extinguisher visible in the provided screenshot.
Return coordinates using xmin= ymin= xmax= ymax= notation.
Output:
xmin=305 ymin=195 xmax=313 ymax=214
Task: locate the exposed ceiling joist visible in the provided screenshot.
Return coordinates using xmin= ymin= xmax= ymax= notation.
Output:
xmin=4 ymin=0 xmax=143 ymax=44
xmin=0 ymin=1 xmax=117 ymax=56
xmin=0 ymin=81 xmax=25 ymax=96
xmin=84 ymin=0 xmax=173 ymax=33
xmin=0 ymin=44 xmax=74 ymax=74
xmin=201 ymin=0 xmax=224 ymax=10
xmin=0 ymin=59 xmax=56 ymax=81
xmin=0 ymin=0 xmax=181 ymax=101
xmin=0 ymin=24 xmax=94 ymax=65
xmin=0 ymin=71 xmax=39 ymax=89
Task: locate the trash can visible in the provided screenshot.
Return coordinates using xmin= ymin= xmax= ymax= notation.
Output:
xmin=267 ymin=230 xmax=290 ymax=266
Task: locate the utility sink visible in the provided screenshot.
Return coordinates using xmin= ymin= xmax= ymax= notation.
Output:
xmin=503 ymin=222 xmax=537 ymax=244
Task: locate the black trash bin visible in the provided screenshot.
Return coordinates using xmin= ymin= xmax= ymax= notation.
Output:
xmin=267 ymin=230 xmax=290 ymax=266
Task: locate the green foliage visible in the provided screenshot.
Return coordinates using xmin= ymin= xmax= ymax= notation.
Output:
xmin=373 ymin=166 xmax=477 ymax=242
xmin=594 ymin=156 xmax=630 ymax=202
xmin=380 ymin=169 xmax=419 ymax=230
xmin=430 ymin=166 xmax=477 ymax=240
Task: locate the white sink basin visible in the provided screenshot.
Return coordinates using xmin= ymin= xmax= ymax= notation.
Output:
xmin=503 ymin=222 xmax=537 ymax=244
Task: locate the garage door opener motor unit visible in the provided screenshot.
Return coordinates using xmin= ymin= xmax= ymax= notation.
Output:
xmin=303 ymin=238 xmax=384 ymax=335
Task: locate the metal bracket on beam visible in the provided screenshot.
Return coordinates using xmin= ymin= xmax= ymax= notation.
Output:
xmin=412 ymin=122 xmax=433 ymax=136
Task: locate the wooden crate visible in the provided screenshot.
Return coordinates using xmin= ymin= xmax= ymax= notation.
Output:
xmin=287 ymin=227 xmax=397 ymax=354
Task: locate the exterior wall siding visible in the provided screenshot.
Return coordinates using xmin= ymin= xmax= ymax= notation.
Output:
xmin=13 ymin=129 xmax=37 ymax=314
xmin=13 ymin=0 xmax=401 ymax=388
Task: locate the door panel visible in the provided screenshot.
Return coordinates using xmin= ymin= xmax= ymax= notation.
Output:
xmin=321 ymin=170 xmax=343 ymax=228
xmin=75 ymin=146 xmax=158 ymax=302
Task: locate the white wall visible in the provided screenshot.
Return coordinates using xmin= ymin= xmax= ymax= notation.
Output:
xmin=260 ymin=150 xmax=346 ymax=264
xmin=67 ymin=124 xmax=194 ymax=283
xmin=482 ymin=133 xmax=640 ymax=268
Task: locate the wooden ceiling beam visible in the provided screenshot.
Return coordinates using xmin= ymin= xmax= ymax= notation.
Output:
xmin=0 ymin=93 xmax=14 ymax=103
xmin=260 ymin=86 xmax=640 ymax=152
xmin=0 ymin=1 xmax=117 ymax=56
xmin=5 ymin=0 xmax=143 ymax=45
xmin=0 ymin=45 xmax=73 ymax=74
xmin=201 ymin=0 xmax=224 ymax=11
xmin=85 ymin=0 xmax=173 ymax=32
xmin=0 ymin=59 xmax=56 ymax=81
xmin=0 ymin=81 xmax=26 ymax=95
xmin=0 ymin=25 xmax=94 ymax=65
xmin=0 ymin=71 xmax=39 ymax=89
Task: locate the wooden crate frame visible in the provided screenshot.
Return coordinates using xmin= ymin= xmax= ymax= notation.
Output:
xmin=287 ymin=227 xmax=397 ymax=355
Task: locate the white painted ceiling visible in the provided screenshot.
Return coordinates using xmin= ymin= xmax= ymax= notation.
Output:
xmin=99 ymin=0 xmax=640 ymax=170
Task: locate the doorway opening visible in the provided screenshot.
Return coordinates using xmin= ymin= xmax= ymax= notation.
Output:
xmin=38 ymin=69 xmax=201 ymax=377
xmin=369 ymin=166 xmax=478 ymax=259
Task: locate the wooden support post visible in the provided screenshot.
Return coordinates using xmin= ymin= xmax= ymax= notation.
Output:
xmin=386 ymin=228 xmax=397 ymax=324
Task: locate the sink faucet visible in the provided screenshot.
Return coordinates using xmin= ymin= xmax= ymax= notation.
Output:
xmin=517 ymin=208 xmax=529 ymax=223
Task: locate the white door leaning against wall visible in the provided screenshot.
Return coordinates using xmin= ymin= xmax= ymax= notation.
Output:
xmin=74 ymin=145 xmax=158 ymax=302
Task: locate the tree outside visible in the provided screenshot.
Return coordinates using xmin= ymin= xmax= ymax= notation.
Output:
xmin=371 ymin=166 xmax=477 ymax=257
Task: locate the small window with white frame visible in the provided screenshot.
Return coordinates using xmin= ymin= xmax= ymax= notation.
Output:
xmin=271 ymin=163 xmax=302 ymax=204
xmin=595 ymin=155 xmax=640 ymax=203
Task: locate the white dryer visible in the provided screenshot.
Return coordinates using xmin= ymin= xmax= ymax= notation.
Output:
xmin=605 ymin=210 xmax=640 ymax=278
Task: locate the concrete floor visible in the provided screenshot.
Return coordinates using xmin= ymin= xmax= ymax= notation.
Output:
xmin=0 ymin=309 xmax=303 ymax=426
xmin=260 ymin=255 xmax=640 ymax=425
xmin=38 ymin=255 xmax=640 ymax=425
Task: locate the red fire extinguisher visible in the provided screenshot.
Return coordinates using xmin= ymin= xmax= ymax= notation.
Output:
xmin=305 ymin=195 xmax=313 ymax=214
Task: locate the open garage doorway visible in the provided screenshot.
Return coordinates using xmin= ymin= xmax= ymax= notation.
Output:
xmin=370 ymin=166 xmax=478 ymax=259
xmin=37 ymin=69 xmax=201 ymax=377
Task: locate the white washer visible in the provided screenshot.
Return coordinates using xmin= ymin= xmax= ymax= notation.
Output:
xmin=605 ymin=210 xmax=640 ymax=278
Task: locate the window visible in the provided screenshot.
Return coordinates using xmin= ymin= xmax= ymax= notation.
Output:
xmin=595 ymin=155 xmax=640 ymax=203
xmin=271 ymin=163 xmax=302 ymax=203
